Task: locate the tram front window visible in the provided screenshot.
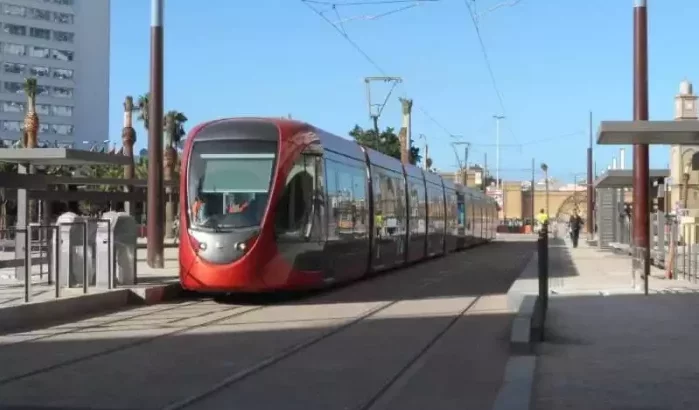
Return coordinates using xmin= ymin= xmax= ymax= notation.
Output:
xmin=188 ymin=140 xmax=276 ymax=231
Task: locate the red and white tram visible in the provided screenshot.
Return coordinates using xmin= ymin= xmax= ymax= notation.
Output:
xmin=179 ymin=118 xmax=497 ymax=293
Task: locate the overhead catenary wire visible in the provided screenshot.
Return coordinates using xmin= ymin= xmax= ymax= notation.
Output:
xmin=301 ymin=0 xmax=457 ymax=138
xmin=462 ymin=0 xmax=519 ymax=145
xmin=302 ymin=0 xmax=538 ymax=150
xmin=303 ymin=0 xmax=440 ymax=6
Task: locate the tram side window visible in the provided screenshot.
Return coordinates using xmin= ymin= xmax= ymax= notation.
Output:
xmin=275 ymin=154 xmax=321 ymax=238
xmin=373 ymin=168 xmax=405 ymax=236
xmin=426 ymin=184 xmax=443 ymax=233
xmin=407 ymin=179 xmax=424 ymax=235
xmin=326 ymin=158 xmax=367 ymax=238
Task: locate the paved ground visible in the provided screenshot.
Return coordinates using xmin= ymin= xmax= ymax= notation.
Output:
xmin=0 ymin=234 xmax=535 ymax=410
xmin=531 ymin=233 xmax=699 ymax=410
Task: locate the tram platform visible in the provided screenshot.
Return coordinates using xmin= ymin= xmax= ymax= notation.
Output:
xmin=0 ymin=235 xmax=537 ymax=410
xmin=502 ymin=228 xmax=699 ymax=410
xmin=0 ymin=245 xmax=180 ymax=333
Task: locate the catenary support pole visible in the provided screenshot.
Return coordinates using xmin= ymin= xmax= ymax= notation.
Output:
xmin=147 ymin=0 xmax=165 ymax=268
xmin=587 ymin=111 xmax=594 ymax=237
xmin=633 ymin=0 xmax=650 ymax=291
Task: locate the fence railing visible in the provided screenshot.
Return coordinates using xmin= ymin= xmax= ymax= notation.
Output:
xmin=0 ymin=216 xmax=134 ymax=303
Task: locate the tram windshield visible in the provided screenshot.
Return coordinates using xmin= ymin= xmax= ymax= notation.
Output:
xmin=188 ymin=140 xmax=277 ymax=231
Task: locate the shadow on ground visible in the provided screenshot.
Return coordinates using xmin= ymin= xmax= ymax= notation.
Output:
xmin=0 ymin=306 xmax=514 ymax=410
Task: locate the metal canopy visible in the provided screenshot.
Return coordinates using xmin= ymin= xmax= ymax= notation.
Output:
xmin=593 ymin=169 xmax=669 ymax=188
xmin=596 ymin=120 xmax=699 ymax=145
xmin=0 ymin=148 xmax=131 ymax=166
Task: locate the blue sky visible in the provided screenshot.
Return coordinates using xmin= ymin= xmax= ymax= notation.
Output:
xmin=108 ymin=0 xmax=698 ymax=183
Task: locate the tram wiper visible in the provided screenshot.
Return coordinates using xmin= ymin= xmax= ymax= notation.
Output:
xmin=200 ymin=216 xmax=224 ymax=233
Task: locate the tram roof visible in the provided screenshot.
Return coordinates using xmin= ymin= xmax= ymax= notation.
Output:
xmin=593 ymin=169 xmax=669 ymax=188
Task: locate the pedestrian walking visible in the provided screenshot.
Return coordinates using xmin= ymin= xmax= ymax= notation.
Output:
xmin=568 ymin=209 xmax=584 ymax=248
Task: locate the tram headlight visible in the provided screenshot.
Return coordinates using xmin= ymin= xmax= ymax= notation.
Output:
xmin=236 ymin=234 xmax=258 ymax=253
xmin=187 ymin=230 xmax=207 ymax=253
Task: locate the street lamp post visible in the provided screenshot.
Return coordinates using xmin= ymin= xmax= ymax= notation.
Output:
xmin=632 ymin=0 xmax=650 ymax=285
xmin=146 ymin=0 xmax=165 ymax=268
xmin=541 ymin=163 xmax=549 ymax=216
xmin=493 ymin=115 xmax=505 ymax=191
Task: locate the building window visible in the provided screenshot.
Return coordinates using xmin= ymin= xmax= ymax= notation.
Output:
xmin=28 ymin=8 xmax=50 ymax=21
xmin=2 ymin=121 xmax=22 ymax=132
xmin=2 ymin=101 xmax=24 ymax=113
xmin=39 ymin=123 xmax=49 ymax=133
xmin=52 ymin=124 xmax=73 ymax=135
xmin=3 ymin=43 xmax=26 ymax=56
xmin=51 ymin=48 xmax=73 ymax=61
xmin=30 ymin=66 xmax=49 ymax=77
xmin=52 ymin=105 xmax=72 ymax=117
xmin=28 ymin=45 xmax=49 ymax=58
xmin=2 ymin=4 xmax=26 ymax=17
xmin=3 ymin=62 xmax=26 ymax=75
xmin=3 ymin=23 xmax=26 ymax=36
xmin=36 ymin=85 xmax=50 ymax=97
xmin=49 ymin=0 xmax=75 ymax=6
xmin=52 ymin=30 xmax=74 ymax=43
xmin=53 ymin=12 xmax=73 ymax=24
xmin=36 ymin=104 xmax=50 ymax=115
xmin=52 ymin=86 xmax=72 ymax=98
xmin=3 ymin=82 xmax=23 ymax=94
xmin=29 ymin=27 xmax=51 ymax=40
xmin=52 ymin=67 xmax=73 ymax=80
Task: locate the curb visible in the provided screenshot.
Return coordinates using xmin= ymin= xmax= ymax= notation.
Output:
xmin=491 ymin=253 xmax=541 ymax=410
xmin=0 ymin=282 xmax=183 ymax=334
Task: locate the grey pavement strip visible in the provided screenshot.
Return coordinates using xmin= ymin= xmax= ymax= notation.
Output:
xmin=161 ymin=299 xmax=405 ymax=410
xmin=358 ymin=297 xmax=481 ymax=410
xmin=0 ymin=303 xmax=263 ymax=386
xmin=0 ymin=300 xmax=201 ymax=347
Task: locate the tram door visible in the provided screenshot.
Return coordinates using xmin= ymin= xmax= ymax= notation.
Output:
xmin=274 ymin=148 xmax=326 ymax=272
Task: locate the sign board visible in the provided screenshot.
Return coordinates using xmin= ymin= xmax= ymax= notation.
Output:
xmin=486 ymin=188 xmax=503 ymax=209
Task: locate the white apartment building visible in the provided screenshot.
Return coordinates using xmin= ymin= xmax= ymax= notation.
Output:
xmin=0 ymin=0 xmax=109 ymax=148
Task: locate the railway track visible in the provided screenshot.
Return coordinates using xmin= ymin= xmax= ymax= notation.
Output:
xmin=0 ymin=237 xmax=535 ymax=410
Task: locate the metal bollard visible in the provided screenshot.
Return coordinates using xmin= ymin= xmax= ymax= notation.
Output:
xmin=537 ymin=224 xmax=549 ymax=341
xmin=54 ymin=225 xmax=61 ymax=298
xmin=82 ymin=222 xmax=88 ymax=294
xmin=23 ymin=228 xmax=30 ymax=303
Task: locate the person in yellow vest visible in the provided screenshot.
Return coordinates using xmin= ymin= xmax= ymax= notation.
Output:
xmin=536 ymin=208 xmax=549 ymax=232
xmin=375 ymin=212 xmax=384 ymax=239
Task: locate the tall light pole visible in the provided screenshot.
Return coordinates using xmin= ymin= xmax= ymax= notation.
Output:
xmin=632 ymin=0 xmax=650 ymax=285
xmin=541 ymin=163 xmax=549 ymax=216
xmin=493 ymin=115 xmax=505 ymax=191
xmin=147 ymin=0 xmax=165 ymax=268
xmin=586 ymin=111 xmax=594 ymax=238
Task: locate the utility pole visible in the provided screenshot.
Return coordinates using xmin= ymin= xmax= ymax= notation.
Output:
xmin=531 ymin=158 xmax=535 ymax=226
xmin=483 ymin=152 xmax=488 ymax=191
xmin=364 ymin=76 xmax=402 ymax=135
xmin=451 ymin=141 xmax=472 ymax=185
xmin=399 ymin=97 xmax=413 ymax=165
xmin=147 ymin=0 xmax=164 ymax=268
xmin=632 ymin=0 xmax=650 ymax=286
xmin=587 ymin=111 xmax=594 ymax=238
xmin=493 ymin=115 xmax=505 ymax=191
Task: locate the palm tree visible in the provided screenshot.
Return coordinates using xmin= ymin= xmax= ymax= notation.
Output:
xmin=164 ymin=111 xmax=187 ymax=238
xmin=137 ymin=93 xmax=150 ymax=130
xmin=168 ymin=110 xmax=188 ymax=150
xmin=23 ymin=78 xmax=39 ymax=148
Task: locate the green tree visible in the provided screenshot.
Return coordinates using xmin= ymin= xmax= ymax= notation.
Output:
xmin=137 ymin=93 xmax=150 ymax=130
xmin=348 ymin=125 xmax=421 ymax=165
